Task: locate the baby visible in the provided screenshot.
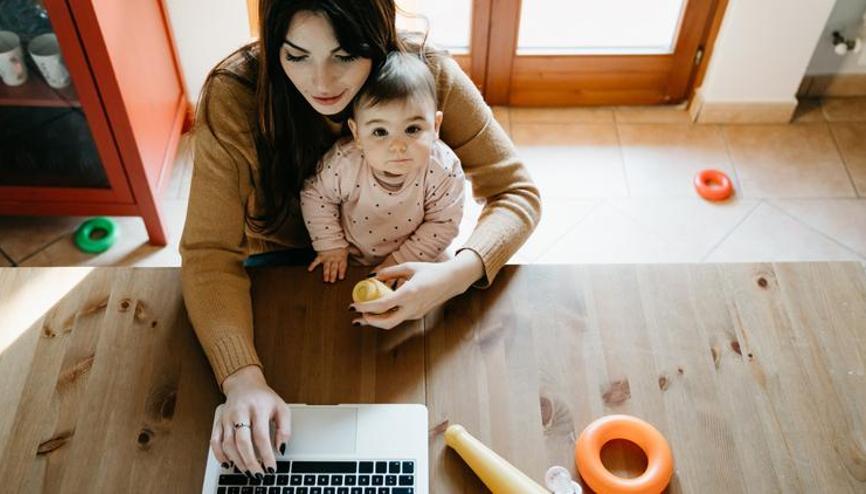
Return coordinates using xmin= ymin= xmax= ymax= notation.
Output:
xmin=301 ymin=51 xmax=465 ymax=283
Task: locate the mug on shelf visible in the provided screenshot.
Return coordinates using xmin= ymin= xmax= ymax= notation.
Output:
xmin=0 ymin=30 xmax=28 ymax=86
xmin=29 ymin=32 xmax=70 ymax=89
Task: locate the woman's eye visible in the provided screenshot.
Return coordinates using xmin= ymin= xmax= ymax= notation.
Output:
xmin=406 ymin=125 xmax=422 ymax=135
xmin=284 ymin=53 xmax=306 ymax=62
xmin=336 ymin=54 xmax=359 ymax=63
xmin=372 ymin=128 xmax=388 ymax=137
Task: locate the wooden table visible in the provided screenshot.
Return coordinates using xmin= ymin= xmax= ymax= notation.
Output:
xmin=1 ymin=263 xmax=865 ymax=493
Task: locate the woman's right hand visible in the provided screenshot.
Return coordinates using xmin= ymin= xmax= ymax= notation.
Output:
xmin=211 ymin=365 xmax=292 ymax=478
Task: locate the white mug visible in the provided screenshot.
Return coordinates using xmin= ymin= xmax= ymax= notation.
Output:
xmin=29 ymin=33 xmax=70 ymax=89
xmin=0 ymin=31 xmax=28 ymax=86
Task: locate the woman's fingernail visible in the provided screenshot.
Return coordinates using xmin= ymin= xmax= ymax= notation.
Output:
xmin=256 ymin=472 xmax=264 ymax=480
xmin=353 ymin=322 xmax=361 ymax=327
xmin=267 ymin=467 xmax=275 ymax=474
xmin=244 ymin=470 xmax=252 ymax=479
xmin=348 ymin=306 xmax=354 ymax=311
xmin=391 ymin=280 xmax=398 ymax=290
xmin=280 ymin=443 xmax=286 ymax=455
xmin=221 ymin=462 xmax=229 ymax=469
xmin=367 ymin=272 xmax=377 ymax=278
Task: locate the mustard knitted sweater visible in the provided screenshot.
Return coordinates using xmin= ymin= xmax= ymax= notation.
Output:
xmin=180 ymin=48 xmax=541 ymax=384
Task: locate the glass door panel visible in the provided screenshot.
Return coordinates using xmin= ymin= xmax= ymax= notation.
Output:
xmin=396 ymin=0 xmax=472 ymax=54
xmin=517 ymin=0 xmax=688 ymax=55
xmin=0 ymin=0 xmax=109 ymax=188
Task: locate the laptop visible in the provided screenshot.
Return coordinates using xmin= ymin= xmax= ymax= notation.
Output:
xmin=201 ymin=404 xmax=428 ymax=494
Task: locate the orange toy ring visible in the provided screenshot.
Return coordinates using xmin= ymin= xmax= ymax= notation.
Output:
xmin=575 ymin=415 xmax=673 ymax=494
xmin=694 ymin=169 xmax=733 ymax=201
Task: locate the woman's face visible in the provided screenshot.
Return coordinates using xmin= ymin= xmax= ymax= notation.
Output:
xmin=280 ymin=11 xmax=373 ymax=116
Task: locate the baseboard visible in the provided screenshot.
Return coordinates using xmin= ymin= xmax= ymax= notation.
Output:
xmin=688 ymin=91 xmax=796 ymax=124
xmin=800 ymin=74 xmax=866 ymax=97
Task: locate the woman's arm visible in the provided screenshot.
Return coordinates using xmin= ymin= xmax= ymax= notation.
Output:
xmin=434 ymin=55 xmax=541 ymax=286
xmin=181 ymin=74 xmax=290 ymax=477
xmin=180 ymin=75 xmax=261 ymax=385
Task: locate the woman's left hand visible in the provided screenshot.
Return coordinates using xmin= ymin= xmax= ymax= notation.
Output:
xmin=351 ymin=250 xmax=485 ymax=329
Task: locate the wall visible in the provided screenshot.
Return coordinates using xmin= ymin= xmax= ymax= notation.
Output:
xmin=806 ymin=0 xmax=866 ymax=75
xmin=162 ymin=0 xmax=252 ymax=103
xmin=698 ymin=0 xmax=837 ymax=104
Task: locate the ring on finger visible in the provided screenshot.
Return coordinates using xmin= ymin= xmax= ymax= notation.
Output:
xmin=234 ymin=422 xmax=252 ymax=430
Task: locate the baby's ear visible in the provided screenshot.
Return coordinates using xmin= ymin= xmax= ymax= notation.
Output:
xmin=434 ymin=111 xmax=443 ymax=137
xmin=348 ymin=118 xmax=361 ymax=146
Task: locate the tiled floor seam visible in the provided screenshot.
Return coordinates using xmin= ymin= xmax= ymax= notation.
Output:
xmin=17 ymin=232 xmax=72 ymax=266
xmin=525 ymin=199 xmax=606 ymax=262
xmin=718 ymin=125 xmax=746 ymax=200
xmin=0 ymin=247 xmax=17 ymax=267
xmin=826 ymin=122 xmax=863 ymax=199
xmin=612 ymin=122 xmax=632 ymax=197
xmin=767 ymin=200 xmax=866 ymax=260
xmin=699 ymin=200 xmax=764 ymax=262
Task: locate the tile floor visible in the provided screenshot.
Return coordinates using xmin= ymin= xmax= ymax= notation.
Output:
xmin=2 ymin=97 xmax=866 ymax=269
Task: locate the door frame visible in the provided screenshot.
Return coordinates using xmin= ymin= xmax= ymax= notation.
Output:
xmin=480 ymin=0 xmax=730 ymax=106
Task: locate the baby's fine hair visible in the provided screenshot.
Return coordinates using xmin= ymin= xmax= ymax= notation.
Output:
xmin=354 ymin=51 xmax=437 ymax=111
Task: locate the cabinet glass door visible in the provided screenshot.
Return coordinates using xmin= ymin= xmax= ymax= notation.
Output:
xmin=0 ymin=0 xmax=108 ymax=188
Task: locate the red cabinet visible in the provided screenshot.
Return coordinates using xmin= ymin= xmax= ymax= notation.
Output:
xmin=0 ymin=0 xmax=188 ymax=246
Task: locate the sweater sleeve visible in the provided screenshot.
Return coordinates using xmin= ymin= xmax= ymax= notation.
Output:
xmin=179 ymin=74 xmax=261 ymax=386
xmin=433 ymin=56 xmax=542 ymax=287
xmin=392 ymin=145 xmax=465 ymax=263
xmin=300 ymin=152 xmax=350 ymax=253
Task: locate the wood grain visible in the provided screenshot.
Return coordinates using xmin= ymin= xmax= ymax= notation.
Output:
xmin=1 ymin=263 xmax=864 ymax=492
xmin=425 ymin=264 xmax=866 ymax=493
xmin=249 ymin=267 xmax=426 ymax=405
xmin=0 ymin=268 xmax=219 ymax=492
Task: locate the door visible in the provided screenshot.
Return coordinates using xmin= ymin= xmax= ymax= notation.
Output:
xmin=398 ymin=0 xmax=727 ymax=106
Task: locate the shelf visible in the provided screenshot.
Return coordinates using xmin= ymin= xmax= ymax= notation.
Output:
xmin=0 ymin=106 xmax=107 ymax=188
xmin=0 ymin=73 xmax=80 ymax=108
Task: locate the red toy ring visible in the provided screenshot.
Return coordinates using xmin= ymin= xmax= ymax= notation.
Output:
xmin=694 ymin=169 xmax=733 ymax=201
xmin=576 ymin=415 xmax=674 ymax=494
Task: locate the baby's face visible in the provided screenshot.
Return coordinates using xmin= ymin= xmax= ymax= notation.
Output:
xmin=348 ymin=96 xmax=443 ymax=176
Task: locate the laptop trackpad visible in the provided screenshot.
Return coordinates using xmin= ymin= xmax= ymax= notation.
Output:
xmin=285 ymin=407 xmax=358 ymax=456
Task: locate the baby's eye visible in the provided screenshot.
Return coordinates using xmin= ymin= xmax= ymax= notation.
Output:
xmin=372 ymin=128 xmax=388 ymax=137
xmin=405 ymin=125 xmax=422 ymax=135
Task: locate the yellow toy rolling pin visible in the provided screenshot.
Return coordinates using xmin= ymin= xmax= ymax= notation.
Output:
xmin=444 ymin=424 xmax=549 ymax=494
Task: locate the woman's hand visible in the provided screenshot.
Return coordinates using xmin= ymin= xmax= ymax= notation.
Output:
xmin=350 ymin=250 xmax=484 ymax=329
xmin=210 ymin=365 xmax=292 ymax=478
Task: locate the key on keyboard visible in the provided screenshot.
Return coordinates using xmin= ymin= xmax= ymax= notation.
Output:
xmin=217 ymin=461 xmax=415 ymax=493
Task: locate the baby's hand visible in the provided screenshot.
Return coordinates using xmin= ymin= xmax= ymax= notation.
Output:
xmin=308 ymin=247 xmax=349 ymax=283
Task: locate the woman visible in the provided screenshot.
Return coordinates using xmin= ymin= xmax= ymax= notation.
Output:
xmin=181 ymin=0 xmax=540 ymax=478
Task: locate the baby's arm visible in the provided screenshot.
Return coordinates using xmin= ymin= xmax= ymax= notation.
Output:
xmin=392 ymin=151 xmax=465 ymax=263
xmin=300 ymin=161 xmax=349 ymax=282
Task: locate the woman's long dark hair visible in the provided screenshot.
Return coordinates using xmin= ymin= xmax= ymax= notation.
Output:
xmin=200 ymin=0 xmax=409 ymax=235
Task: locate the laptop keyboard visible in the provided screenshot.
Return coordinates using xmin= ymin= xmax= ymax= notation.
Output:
xmin=216 ymin=460 xmax=416 ymax=494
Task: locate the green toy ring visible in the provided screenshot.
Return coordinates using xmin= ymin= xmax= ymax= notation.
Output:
xmin=74 ymin=217 xmax=118 ymax=253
